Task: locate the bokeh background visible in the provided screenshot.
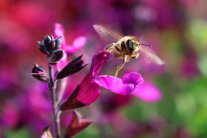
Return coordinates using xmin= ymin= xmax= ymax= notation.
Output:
xmin=1 ymin=0 xmax=207 ymax=137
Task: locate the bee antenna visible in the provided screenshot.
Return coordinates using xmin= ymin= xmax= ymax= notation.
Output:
xmin=138 ymin=44 xmax=152 ymax=47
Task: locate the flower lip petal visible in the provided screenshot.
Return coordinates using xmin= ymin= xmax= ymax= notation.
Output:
xmin=95 ymin=72 xmax=144 ymax=95
xmin=132 ymin=82 xmax=162 ymax=103
xmin=122 ymin=72 xmax=144 ymax=87
xmin=95 ymin=75 xmax=135 ymax=95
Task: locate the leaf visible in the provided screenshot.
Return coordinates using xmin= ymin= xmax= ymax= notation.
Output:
xmin=31 ymin=64 xmax=48 ymax=82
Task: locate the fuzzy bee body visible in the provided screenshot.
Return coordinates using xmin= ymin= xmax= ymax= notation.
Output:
xmin=93 ymin=25 xmax=164 ymax=76
xmin=105 ymin=36 xmax=141 ymax=65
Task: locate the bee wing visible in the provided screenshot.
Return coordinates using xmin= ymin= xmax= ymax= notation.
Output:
xmin=139 ymin=46 xmax=165 ymax=65
xmin=93 ymin=24 xmax=123 ymax=42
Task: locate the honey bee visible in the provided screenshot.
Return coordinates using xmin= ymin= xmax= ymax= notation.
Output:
xmin=93 ymin=25 xmax=164 ymax=76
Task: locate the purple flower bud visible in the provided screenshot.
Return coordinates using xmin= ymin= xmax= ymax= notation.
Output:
xmin=37 ymin=35 xmax=63 ymax=56
xmin=44 ymin=35 xmax=51 ymax=45
xmin=56 ymin=55 xmax=87 ymax=80
xmin=45 ymin=35 xmax=55 ymax=51
xmin=54 ymin=36 xmax=62 ymax=50
xmin=37 ymin=41 xmax=49 ymax=55
xmin=31 ymin=64 xmax=48 ymax=82
xmin=48 ymin=49 xmax=64 ymax=64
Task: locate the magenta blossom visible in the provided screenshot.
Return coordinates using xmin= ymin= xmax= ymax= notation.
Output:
xmin=54 ymin=23 xmax=86 ymax=54
xmin=95 ymin=73 xmax=162 ymax=103
xmin=75 ymin=51 xmax=110 ymax=104
xmin=60 ymin=50 xmax=110 ymax=110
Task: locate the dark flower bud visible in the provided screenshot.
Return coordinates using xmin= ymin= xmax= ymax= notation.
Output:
xmin=37 ymin=35 xmax=63 ymax=56
xmin=31 ymin=64 xmax=48 ymax=82
xmin=54 ymin=36 xmax=62 ymax=50
xmin=44 ymin=35 xmax=51 ymax=45
xmin=48 ymin=49 xmax=64 ymax=64
xmin=56 ymin=55 xmax=87 ymax=80
xmin=45 ymin=35 xmax=55 ymax=51
xmin=37 ymin=41 xmax=49 ymax=55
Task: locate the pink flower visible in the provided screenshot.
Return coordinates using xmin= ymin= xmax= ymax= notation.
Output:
xmin=53 ymin=23 xmax=67 ymax=70
xmin=60 ymin=51 xmax=110 ymax=110
xmin=76 ymin=51 xmax=110 ymax=104
xmin=95 ymin=73 xmax=162 ymax=103
xmin=53 ymin=23 xmax=86 ymax=55
xmin=1 ymin=101 xmax=19 ymax=129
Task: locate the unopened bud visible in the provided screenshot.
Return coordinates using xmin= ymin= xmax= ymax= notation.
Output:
xmin=48 ymin=49 xmax=64 ymax=64
xmin=56 ymin=55 xmax=87 ymax=79
xmin=54 ymin=36 xmax=62 ymax=50
xmin=37 ymin=35 xmax=63 ymax=56
xmin=31 ymin=64 xmax=48 ymax=82
xmin=44 ymin=35 xmax=51 ymax=45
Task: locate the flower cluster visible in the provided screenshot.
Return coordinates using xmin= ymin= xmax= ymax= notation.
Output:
xmin=31 ymin=23 xmax=162 ymax=138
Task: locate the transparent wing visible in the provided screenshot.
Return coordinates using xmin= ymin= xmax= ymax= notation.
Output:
xmin=139 ymin=46 xmax=165 ymax=65
xmin=93 ymin=24 xmax=123 ymax=42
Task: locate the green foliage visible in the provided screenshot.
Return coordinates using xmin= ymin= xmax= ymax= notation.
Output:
xmin=75 ymin=124 xmax=99 ymax=138
xmin=4 ymin=128 xmax=31 ymax=138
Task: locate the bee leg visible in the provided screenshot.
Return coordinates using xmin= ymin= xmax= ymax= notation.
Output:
xmin=131 ymin=53 xmax=139 ymax=59
xmin=105 ymin=43 xmax=116 ymax=52
xmin=115 ymin=55 xmax=127 ymax=76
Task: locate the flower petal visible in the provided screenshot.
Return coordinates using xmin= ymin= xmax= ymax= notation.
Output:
xmin=66 ymin=36 xmax=86 ymax=53
xmin=53 ymin=23 xmax=68 ymax=70
xmin=95 ymin=75 xmax=134 ymax=95
xmin=75 ymin=51 xmax=110 ymax=105
xmin=122 ymin=72 xmax=144 ymax=87
xmin=76 ymin=81 xmax=100 ymax=105
xmin=90 ymin=51 xmax=110 ymax=76
xmin=132 ymin=82 xmax=162 ymax=102
xmin=54 ymin=23 xmax=66 ymax=46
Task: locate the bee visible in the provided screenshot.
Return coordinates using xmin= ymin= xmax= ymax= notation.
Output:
xmin=93 ymin=25 xmax=164 ymax=76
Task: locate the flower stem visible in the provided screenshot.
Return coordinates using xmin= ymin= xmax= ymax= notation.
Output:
xmin=48 ymin=65 xmax=61 ymax=138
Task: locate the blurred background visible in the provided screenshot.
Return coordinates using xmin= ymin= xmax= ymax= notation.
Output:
xmin=1 ymin=0 xmax=207 ymax=137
